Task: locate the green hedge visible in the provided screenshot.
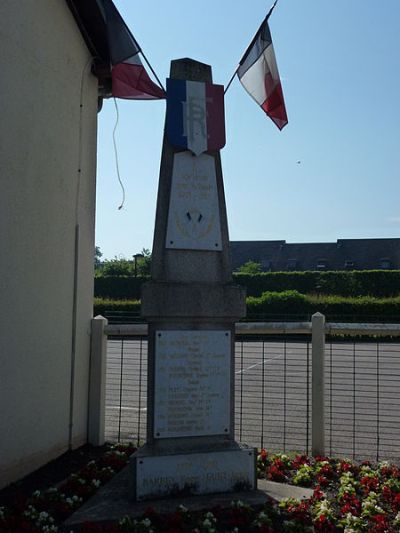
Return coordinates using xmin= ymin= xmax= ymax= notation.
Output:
xmin=94 ymin=276 xmax=147 ymax=300
xmin=94 ymin=291 xmax=400 ymax=323
xmin=94 ymin=298 xmax=141 ymax=320
xmin=233 ymin=270 xmax=400 ymax=298
xmin=246 ymin=290 xmax=400 ymax=321
xmin=94 ymin=271 xmax=400 ymax=300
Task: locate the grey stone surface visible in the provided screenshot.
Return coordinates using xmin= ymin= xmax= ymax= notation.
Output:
xmin=134 ymin=57 xmax=251 ymax=501
xmin=63 ymin=466 xmax=315 ymax=528
xmin=149 ymin=59 xmax=233 ymax=286
xmin=132 ymin=446 xmax=256 ymax=501
xmin=141 ymin=282 xmax=246 ymax=320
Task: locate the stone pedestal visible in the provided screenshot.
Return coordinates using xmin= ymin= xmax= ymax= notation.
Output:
xmin=130 ymin=58 xmax=256 ymax=500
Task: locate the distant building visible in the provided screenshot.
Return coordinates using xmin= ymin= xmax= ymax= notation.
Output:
xmin=230 ymin=239 xmax=400 ymax=272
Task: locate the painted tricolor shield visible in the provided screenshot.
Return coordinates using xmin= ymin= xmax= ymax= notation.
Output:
xmin=166 ymin=79 xmax=226 ymax=156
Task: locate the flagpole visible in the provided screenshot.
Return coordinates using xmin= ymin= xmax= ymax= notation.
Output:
xmin=124 ymin=21 xmax=166 ymax=94
xmin=224 ymin=0 xmax=280 ymax=95
xmin=139 ymin=49 xmax=166 ymax=94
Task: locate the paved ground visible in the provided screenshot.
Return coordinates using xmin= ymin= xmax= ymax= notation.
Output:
xmin=105 ymin=339 xmax=400 ymax=462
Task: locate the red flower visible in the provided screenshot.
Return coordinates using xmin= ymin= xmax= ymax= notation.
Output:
xmin=260 ymin=448 xmax=268 ymax=461
xmin=165 ymin=511 xmax=183 ymax=529
xmin=285 ymin=500 xmax=311 ymax=523
xmin=360 ymin=475 xmax=379 ymax=494
xmin=338 ymin=460 xmax=355 ymax=474
xmin=267 ymin=465 xmax=286 ymax=482
xmin=292 ymin=454 xmax=309 ymax=469
xmin=314 ymin=514 xmax=335 ymax=532
xmin=368 ymin=513 xmax=392 ymax=533
xmin=316 ymin=474 xmax=330 ymax=487
xmin=392 ymin=492 xmax=400 ymax=511
xmin=259 ymin=525 xmax=274 ymax=533
xmin=314 ymin=455 xmax=330 ymax=462
xmin=318 ymin=462 xmax=335 ymax=479
xmin=312 ymin=486 xmax=325 ymax=501
xmin=339 ymin=492 xmax=361 ymax=518
xmin=382 ymin=485 xmax=393 ymax=502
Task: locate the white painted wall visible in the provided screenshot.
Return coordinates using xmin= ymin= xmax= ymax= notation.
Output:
xmin=0 ymin=0 xmax=98 ymax=488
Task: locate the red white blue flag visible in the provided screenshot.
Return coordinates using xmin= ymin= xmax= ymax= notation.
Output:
xmin=166 ymin=79 xmax=226 ymax=156
xmin=237 ymin=13 xmax=288 ymax=129
xmin=98 ymin=0 xmax=165 ymax=100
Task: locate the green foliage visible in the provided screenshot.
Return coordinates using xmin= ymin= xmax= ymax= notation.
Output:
xmin=94 ymin=246 xmax=103 ymax=267
xmin=95 ymin=248 xmax=152 ymax=278
xmin=233 ymin=270 xmax=400 ymax=298
xmin=100 ymin=257 xmax=134 ymax=276
xmin=94 ymin=298 xmax=141 ymax=318
xmin=236 ymin=260 xmax=262 ymax=274
xmin=135 ymin=248 xmax=151 ymax=277
xmin=94 ymin=292 xmax=400 ymax=323
xmin=247 ymin=291 xmax=400 ymax=322
xmin=246 ymin=290 xmax=312 ymax=319
xmin=94 ymin=277 xmax=143 ymax=299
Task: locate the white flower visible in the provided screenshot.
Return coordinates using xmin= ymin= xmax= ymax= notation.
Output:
xmin=178 ymin=504 xmax=188 ymax=512
xmin=0 ymin=507 xmax=5 ymax=520
xmin=91 ymin=479 xmax=101 ymax=488
xmin=42 ymin=526 xmax=58 ymax=533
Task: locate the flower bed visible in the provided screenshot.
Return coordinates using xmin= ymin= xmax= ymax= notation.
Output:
xmin=0 ymin=443 xmax=136 ymax=532
xmin=2 ymin=448 xmax=400 ymax=531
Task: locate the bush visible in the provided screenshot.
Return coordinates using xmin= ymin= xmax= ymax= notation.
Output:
xmin=94 ymin=276 xmax=145 ymax=300
xmin=246 ymin=291 xmax=400 ymax=322
xmin=94 ymin=293 xmax=400 ymax=323
xmin=233 ymin=270 xmax=400 ymax=298
xmin=94 ymin=298 xmax=141 ymax=321
xmin=247 ymin=290 xmax=312 ymax=318
xmin=93 ymin=270 xmax=400 ymax=300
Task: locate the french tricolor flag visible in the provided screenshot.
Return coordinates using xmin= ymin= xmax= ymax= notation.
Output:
xmin=166 ymin=79 xmax=226 ymax=156
xmin=98 ymin=0 xmax=165 ymax=100
xmin=237 ymin=9 xmax=288 ymax=130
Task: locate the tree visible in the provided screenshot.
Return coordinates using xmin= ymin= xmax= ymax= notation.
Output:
xmin=237 ymin=260 xmax=262 ymax=274
xmin=135 ymin=248 xmax=152 ymax=277
xmin=94 ymin=246 xmax=103 ymax=267
xmin=101 ymin=257 xmax=133 ymax=276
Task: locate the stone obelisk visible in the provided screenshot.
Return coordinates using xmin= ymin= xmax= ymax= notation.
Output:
xmin=131 ymin=58 xmax=256 ymax=501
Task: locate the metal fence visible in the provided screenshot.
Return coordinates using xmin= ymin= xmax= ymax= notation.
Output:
xmin=101 ymin=320 xmax=400 ymax=462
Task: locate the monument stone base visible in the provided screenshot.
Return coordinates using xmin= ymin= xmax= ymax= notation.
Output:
xmin=131 ymin=444 xmax=256 ymax=501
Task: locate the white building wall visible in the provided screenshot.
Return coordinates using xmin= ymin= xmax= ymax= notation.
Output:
xmin=0 ymin=0 xmax=98 ymax=488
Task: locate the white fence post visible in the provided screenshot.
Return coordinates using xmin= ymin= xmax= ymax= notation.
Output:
xmin=312 ymin=312 xmax=325 ymax=456
xmin=88 ymin=315 xmax=108 ymax=446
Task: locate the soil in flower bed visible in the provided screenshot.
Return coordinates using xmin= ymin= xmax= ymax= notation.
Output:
xmin=0 ymin=445 xmax=108 ymax=508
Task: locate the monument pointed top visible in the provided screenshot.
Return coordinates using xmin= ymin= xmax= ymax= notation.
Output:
xmin=170 ymin=58 xmax=212 ymax=82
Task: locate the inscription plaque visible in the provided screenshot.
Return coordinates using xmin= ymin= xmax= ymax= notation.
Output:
xmin=135 ymin=447 xmax=256 ymax=500
xmin=154 ymin=330 xmax=230 ymax=438
xmin=165 ymin=152 xmax=222 ymax=251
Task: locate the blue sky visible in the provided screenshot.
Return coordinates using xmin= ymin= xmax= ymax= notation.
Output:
xmin=96 ymin=0 xmax=400 ymax=260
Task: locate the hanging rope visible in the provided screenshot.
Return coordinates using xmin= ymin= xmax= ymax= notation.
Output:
xmin=112 ymin=98 xmax=126 ymax=210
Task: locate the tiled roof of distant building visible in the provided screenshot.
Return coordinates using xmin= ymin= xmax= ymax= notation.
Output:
xmin=230 ymin=238 xmax=400 ymax=271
